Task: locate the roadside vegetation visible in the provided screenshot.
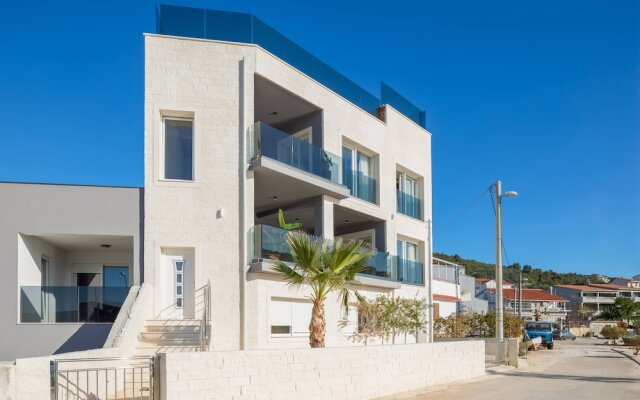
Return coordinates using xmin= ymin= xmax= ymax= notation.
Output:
xmin=434 ymin=252 xmax=606 ymax=289
xmin=340 ymin=295 xmax=429 ymax=345
xmin=433 ymin=310 xmax=523 ymax=338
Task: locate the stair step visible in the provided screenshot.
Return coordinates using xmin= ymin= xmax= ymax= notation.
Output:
xmin=142 ymin=325 xmax=201 ymax=333
xmin=138 ymin=338 xmax=200 ymax=346
xmin=139 ymin=332 xmax=199 ymax=340
xmin=135 ymin=345 xmax=200 ymax=356
xmin=144 ymin=319 xmax=201 ymax=326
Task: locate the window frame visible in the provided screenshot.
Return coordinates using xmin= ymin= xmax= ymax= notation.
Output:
xmin=341 ymin=143 xmax=378 ymax=204
xmin=160 ymin=116 xmax=195 ymax=182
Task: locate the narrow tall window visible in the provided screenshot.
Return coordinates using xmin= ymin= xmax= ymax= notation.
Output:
xmin=342 ymin=145 xmax=376 ymax=203
xmin=174 ymin=260 xmax=184 ymax=308
xmin=164 ymin=117 xmax=193 ymax=180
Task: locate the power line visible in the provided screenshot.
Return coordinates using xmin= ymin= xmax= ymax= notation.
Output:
xmin=437 ymin=188 xmax=491 ymax=230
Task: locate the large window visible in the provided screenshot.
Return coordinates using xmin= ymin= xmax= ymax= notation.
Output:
xmin=397 ymin=239 xmax=424 ymax=285
xmin=163 ymin=117 xmax=193 ymax=180
xmin=342 ymin=145 xmax=376 ymax=203
xmin=269 ymin=297 xmax=312 ymax=337
xmin=396 ymin=171 xmax=421 ymax=219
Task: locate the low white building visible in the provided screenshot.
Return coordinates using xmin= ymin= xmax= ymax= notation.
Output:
xmin=432 ymin=258 xmax=488 ymax=318
xmin=484 ymin=288 xmax=569 ymax=323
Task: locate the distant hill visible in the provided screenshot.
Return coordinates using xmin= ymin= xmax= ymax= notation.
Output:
xmin=433 ymin=252 xmax=605 ymax=289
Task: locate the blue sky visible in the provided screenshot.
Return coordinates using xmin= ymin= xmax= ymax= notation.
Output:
xmin=1 ymin=1 xmax=638 ymax=277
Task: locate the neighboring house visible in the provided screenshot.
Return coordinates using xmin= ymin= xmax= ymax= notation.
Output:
xmin=484 ymin=288 xmax=568 ymax=323
xmin=475 ymin=278 xmax=513 ymax=297
xmin=0 ymin=182 xmax=143 ymax=361
xmin=610 ymin=277 xmax=640 ymax=289
xmin=432 ymin=258 xmax=488 ymax=317
xmin=0 ymin=5 xmax=432 ymax=361
xmin=552 ymin=284 xmax=640 ymax=320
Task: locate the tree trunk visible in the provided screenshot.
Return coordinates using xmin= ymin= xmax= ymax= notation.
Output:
xmin=309 ymin=298 xmax=326 ymax=348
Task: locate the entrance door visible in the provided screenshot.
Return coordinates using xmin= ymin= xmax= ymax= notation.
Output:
xmin=160 ymin=250 xmax=195 ymax=319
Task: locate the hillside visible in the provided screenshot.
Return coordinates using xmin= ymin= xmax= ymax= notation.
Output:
xmin=433 ymin=252 xmax=605 ymax=289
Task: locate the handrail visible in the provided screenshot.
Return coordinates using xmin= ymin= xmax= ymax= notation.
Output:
xmin=199 ymin=280 xmax=211 ymax=351
xmin=104 ymin=285 xmax=140 ymax=348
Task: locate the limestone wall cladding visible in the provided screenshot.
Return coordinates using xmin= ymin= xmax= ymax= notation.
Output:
xmin=160 ymin=341 xmax=484 ymax=400
xmin=145 ymin=35 xmax=257 ymax=350
xmin=145 ymin=34 xmax=432 ymax=351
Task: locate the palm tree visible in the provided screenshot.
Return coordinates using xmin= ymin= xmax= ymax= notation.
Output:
xmin=273 ymin=231 xmax=374 ymax=348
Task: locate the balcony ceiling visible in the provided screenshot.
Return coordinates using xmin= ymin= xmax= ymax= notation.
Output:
xmin=32 ymin=234 xmax=133 ymax=252
xmin=252 ymin=158 xmax=349 ymax=213
xmin=255 ymin=75 xmax=320 ymax=126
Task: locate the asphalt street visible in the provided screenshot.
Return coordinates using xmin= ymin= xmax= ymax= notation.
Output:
xmin=391 ymin=338 xmax=640 ymax=400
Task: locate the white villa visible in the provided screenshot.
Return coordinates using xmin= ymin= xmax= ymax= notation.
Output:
xmin=0 ymin=5 xmax=488 ymax=399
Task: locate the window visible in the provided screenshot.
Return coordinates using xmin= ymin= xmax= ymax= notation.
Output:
xmin=396 ymin=171 xmax=421 ymax=219
xmin=174 ymin=260 xmax=184 ymax=308
xmin=397 ymin=239 xmax=423 ymax=285
xmin=342 ymin=145 xmax=376 ymax=203
xmin=163 ymin=117 xmax=193 ymax=180
xmin=269 ymin=298 xmax=312 ymax=337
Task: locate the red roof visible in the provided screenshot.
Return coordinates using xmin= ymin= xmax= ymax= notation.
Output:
xmin=475 ymin=278 xmax=513 ymax=285
xmin=554 ymin=284 xmax=617 ymax=292
xmin=488 ymin=288 xmax=568 ymax=301
xmin=433 ymin=294 xmax=459 ymax=301
xmin=588 ymin=283 xmax=640 ymax=291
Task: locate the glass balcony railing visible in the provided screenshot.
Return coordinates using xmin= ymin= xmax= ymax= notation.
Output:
xmin=250 ymin=122 xmax=342 ymax=184
xmin=156 ymin=5 xmax=427 ymax=129
xmin=251 ymin=224 xmax=399 ymax=281
xmin=397 ymin=258 xmax=424 ymax=285
xmin=396 ymin=191 xmax=422 ymax=220
xmin=20 ymin=286 xmax=129 ymax=323
xmin=343 ymin=170 xmax=377 ymax=203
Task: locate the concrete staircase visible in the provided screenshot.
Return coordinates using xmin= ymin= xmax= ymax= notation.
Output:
xmin=135 ymin=319 xmax=202 ymax=355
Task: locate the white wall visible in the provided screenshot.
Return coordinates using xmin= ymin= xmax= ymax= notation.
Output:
xmin=160 ymin=341 xmax=484 ymax=400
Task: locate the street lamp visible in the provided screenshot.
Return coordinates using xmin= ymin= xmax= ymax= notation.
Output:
xmin=494 ymin=180 xmax=517 ymax=342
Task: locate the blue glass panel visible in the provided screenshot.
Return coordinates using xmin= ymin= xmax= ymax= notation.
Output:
xmin=397 ymin=190 xmax=421 ymax=219
xmin=381 ymin=82 xmax=426 ymax=128
xmin=158 ymin=5 xmax=205 ymax=39
xmin=397 ymin=258 xmax=424 ymax=285
xmin=205 ymin=10 xmax=252 ymax=42
xmin=19 ymin=286 xmax=129 ymax=323
xmin=256 ymin=122 xmax=342 ymax=184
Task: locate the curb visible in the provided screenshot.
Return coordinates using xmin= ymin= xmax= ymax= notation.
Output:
xmin=610 ymin=348 xmax=640 ymax=367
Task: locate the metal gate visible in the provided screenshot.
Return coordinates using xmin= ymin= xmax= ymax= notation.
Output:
xmin=50 ymin=356 xmax=155 ymax=400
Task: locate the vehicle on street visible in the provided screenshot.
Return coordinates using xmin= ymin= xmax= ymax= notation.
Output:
xmin=526 ymin=321 xmax=555 ymax=349
xmin=553 ymin=328 xmax=576 ymax=341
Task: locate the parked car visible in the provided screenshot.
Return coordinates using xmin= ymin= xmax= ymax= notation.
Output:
xmin=559 ymin=330 xmax=576 ymax=341
xmin=525 ymin=321 xmax=555 ymax=349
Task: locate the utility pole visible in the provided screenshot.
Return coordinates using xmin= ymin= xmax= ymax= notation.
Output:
xmin=494 ymin=180 xmax=518 ymax=342
xmin=519 ymin=268 xmax=523 ymax=319
xmin=495 ymin=180 xmax=504 ymax=342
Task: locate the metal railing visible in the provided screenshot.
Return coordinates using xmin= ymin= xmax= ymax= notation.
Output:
xmin=50 ymin=356 xmax=154 ymax=400
xmin=199 ymin=280 xmax=211 ymax=351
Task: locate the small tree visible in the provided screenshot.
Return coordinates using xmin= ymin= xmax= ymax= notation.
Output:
xmin=273 ymin=231 xmax=373 ymax=348
xmin=601 ymin=325 xmax=626 ymax=345
xmin=614 ymin=297 xmax=640 ymax=325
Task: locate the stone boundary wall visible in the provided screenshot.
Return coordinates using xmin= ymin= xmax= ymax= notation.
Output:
xmin=160 ymin=341 xmax=485 ymax=400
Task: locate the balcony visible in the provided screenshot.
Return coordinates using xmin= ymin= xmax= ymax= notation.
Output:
xmin=396 ymin=190 xmax=422 ymax=220
xmin=20 ymin=286 xmax=129 ymax=323
xmin=250 ymin=224 xmax=409 ymax=284
xmin=249 ymin=122 xmax=350 ymax=205
xmin=344 ymin=170 xmax=377 ymax=204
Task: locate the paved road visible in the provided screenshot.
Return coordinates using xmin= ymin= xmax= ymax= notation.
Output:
xmin=398 ymin=338 xmax=640 ymax=400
